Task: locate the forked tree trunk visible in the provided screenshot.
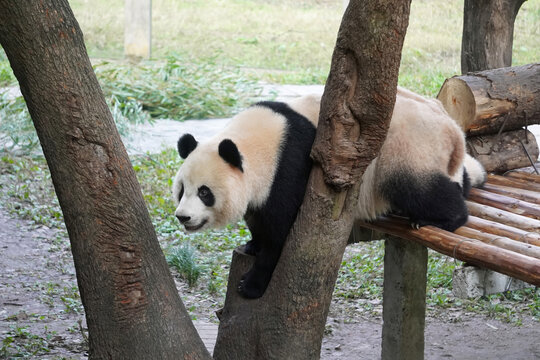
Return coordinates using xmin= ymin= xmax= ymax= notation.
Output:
xmin=461 ymin=0 xmax=526 ymax=73
xmin=213 ymin=0 xmax=411 ymax=358
xmin=0 ymin=1 xmax=210 ymax=359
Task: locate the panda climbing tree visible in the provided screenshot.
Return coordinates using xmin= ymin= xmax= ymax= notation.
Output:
xmin=0 ymin=0 xmax=415 ymax=359
xmin=198 ymin=1 xmax=414 ymax=358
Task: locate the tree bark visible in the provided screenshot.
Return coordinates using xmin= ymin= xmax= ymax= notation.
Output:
xmin=437 ymin=63 xmax=540 ymax=136
xmin=213 ymin=0 xmax=411 ymax=358
xmin=466 ymin=129 xmax=539 ymax=173
xmin=461 ymin=0 xmax=526 ymax=73
xmin=0 ymin=1 xmax=210 ymax=359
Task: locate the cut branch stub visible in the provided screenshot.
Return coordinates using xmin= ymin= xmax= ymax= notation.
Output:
xmin=437 ymin=63 xmax=540 ymax=136
xmin=311 ymin=1 xmax=410 ymax=189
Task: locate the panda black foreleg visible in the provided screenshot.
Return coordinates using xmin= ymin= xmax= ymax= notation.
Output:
xmin=239 ymin=212 xmax=287 ymax=298
xmin=238 ymin=245 xmax=282 ymax=299
xmin=238 ymin=229 xmax=285 ymax=298
xmin=382 ymin=172 xmax=469 ymax=232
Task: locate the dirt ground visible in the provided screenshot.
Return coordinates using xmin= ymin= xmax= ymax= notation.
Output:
xmin=1 ymin=208 xmax=539 ymax=359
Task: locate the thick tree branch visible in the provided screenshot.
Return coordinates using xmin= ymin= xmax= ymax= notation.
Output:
xmin=312 ymin=1 xmax=410 ymax=189
xmin=0 ymin=1 xmax=210 ymax=358
xmin=214 ymin=1 xmax=411 ymax=358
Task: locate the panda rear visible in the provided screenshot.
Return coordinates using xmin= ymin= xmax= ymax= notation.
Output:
xmin=172 ymin=90 xmax=486 ymax=299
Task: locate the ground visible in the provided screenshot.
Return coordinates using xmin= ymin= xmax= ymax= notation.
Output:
xmin=1 ymin=207 xmax=539 ymax=359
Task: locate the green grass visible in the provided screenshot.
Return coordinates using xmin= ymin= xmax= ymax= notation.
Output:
xmin=66 ymin=0 xmax=540 ymax=91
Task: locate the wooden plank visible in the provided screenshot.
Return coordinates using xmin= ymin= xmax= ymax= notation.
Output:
xmin=466 ymin=216 xmax=540 ymax=247
xmin=487 ymin=174 xmax=540 ymax=192
xmin=468 ymin=188 xmax=540 ymax=220
xmin=506 ymin=171 xmax=540 ymax=184
xmin=455 ymin=226 xmax=540 ymax=259
xmin=482 ymin=182 xmax=540 ymax=205
xmin=466 ymin=201 xmax=540 ymax=231
xmin=358 ymin=217 xmax=540 ymax=286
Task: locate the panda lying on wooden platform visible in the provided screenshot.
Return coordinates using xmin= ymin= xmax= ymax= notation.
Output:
xmin=172 ymin=87 xmax=486 ymax=299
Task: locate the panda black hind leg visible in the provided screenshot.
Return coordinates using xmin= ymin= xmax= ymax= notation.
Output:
xmin=381 ymin=171 xmax=469 ymax=232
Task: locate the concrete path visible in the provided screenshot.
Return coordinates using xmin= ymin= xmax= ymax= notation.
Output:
xmin=123 ymin=84 xmax=324 ymax=155
xmin=123 ymin=84 xmax=540 ymax=156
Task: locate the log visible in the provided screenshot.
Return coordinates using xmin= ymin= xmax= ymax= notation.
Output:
xmin=482 ymin=183 xmax=540 ymax=205
xmin=466 ymin=216 xmax=540 ymax=247
xmin=466 ymin=129 xmax=539 ymax=173
xmin=466 ymin=201 xmax=540 ymax=231
xmin=506 ymin=171 xmax=540 ymax=184
xmin=437 ymin=63 xmax=540 ymax=136
xmin=468 ymin=188 xmax=540 ymax=220
xmin=487 ymin=174 xmax=540 ymax=193
xmin=358 ymin=217 xmax=540 ymax=286
xmin=455 ymin=227 xmax=540 ymax=260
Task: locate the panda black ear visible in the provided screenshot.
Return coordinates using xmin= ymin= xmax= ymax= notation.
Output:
xmin=178 ymin=134 xmax=198 ymax=159
xmin=219 ymin=139 xmax=243 ymax=172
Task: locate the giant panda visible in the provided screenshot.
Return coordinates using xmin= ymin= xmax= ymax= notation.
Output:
xmin=172 ymin=88 xmax=486 ymax=299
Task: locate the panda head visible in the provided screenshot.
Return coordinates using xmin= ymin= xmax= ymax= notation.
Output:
xmin=172 ymin=133 xmax=248 ymax=232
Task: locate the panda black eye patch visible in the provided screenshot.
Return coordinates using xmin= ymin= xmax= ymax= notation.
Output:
xmin=198 ymin=185 xmax=215 ymax=207
xmin=178 ymin=185 xmax=184 ymax=202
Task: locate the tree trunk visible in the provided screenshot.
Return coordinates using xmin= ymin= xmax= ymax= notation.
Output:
xmin=466 ymin=129 xmax=539 ymax=173
xmin=461 ymin=0 xmax=526 ymax=73
xmin=0 ymin=1 xmax=210 ymax=359
xmin=437 ymin=63 xmax=540 ymax=136
xmin=213 ymin=0 xmax=411 ymax=358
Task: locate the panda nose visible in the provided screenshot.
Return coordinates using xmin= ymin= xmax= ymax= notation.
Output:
xmin=176 ymin=215 xmax=191 ymax=224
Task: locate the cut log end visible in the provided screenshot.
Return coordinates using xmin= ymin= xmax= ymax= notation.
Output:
xmin=437 ymin=77 xmax=476 ymax=131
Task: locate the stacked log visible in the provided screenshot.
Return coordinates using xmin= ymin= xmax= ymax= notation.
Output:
xmin=437 ymin=63 xmax=540 ymax=173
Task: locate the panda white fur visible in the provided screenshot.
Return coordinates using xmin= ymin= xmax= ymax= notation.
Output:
xmin=173 ymin=88 xmax=486 ymax=298
xmin=357 ymin=87 xmax=486 ymax=230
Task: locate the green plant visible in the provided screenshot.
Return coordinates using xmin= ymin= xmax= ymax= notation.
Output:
xmin=0 ymin=326 xmax=55 ymax=358
xmin=61 ymin=286 xmax=84 ymax=314
xmin=0 ymin=91 xmax=40 ymax=153
xmin=95 ymin=53 xmax=260 ymax=121
xmin=0 ymin=53 xmax=260 ymax=155
xmin=0 ymin=48 xmax=16 ymax=85
xmin=166 ymin=242 xmax=204 ymax=287
xmin=2 ymin=148 xmax=539 ymax=324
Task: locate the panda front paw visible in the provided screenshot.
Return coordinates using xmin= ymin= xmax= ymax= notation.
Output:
xmin=410 ymin=218 xmax=428 ymax=230
xmin=237 ymin=273 xmax=267 ymax=299
xmin=243 ymin=240 xmax=259 ymax=256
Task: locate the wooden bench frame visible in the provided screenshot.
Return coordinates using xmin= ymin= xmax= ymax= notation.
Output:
xmin=357 ymin=172 xmax=540 ymax=359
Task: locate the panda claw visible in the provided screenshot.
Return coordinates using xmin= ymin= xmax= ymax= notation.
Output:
xmin=237 ymin=279 xmax=244 ymax=292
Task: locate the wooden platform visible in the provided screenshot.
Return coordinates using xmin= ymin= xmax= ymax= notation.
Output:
xmin=360 ymin=172 xmax=540 ymax=286
xmin=358 ymin=170 xmax=540 ymax=359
